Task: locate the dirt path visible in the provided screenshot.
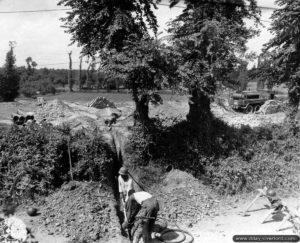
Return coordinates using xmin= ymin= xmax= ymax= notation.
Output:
xmin=173 ymin=195 xmax=299 ymax=243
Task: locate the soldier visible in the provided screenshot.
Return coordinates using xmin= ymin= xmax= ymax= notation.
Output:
xmin=262 ymin=189 xmax=284 ymax=224
xmin=122 ymin=191 xmax=159 ymax=243
xmin=118 ymin=166 xmax=134 ymax=204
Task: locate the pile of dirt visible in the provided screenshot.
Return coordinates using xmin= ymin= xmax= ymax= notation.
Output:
xmin=155 ymin=169 xmax=220 ymax=226
xmin=258 ymin=100 xmax=287 ymax=114
xmin=35 ymin=99 xmax=75 ymax=122
xmin=34 ymin=99 xmax=122 ymax=133
xmin=39 ymin=181 xmax=121 ymax=242
xmin=87 ymin=97 xmax=116 ymax=109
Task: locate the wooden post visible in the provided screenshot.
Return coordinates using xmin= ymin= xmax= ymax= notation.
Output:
xmin=68 ymin=51 xmax=73 ymax=92
xmin=79 ymin=56 xmax=82 ymax=91
xmin=67 ymin=137 xmax=74 ymax=181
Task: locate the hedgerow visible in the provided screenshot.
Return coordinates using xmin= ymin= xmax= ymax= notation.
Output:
xmin=126 ymin=117 xmax=300 ymax=195
xmin=0 ymin=124 xmax=115 ymax=199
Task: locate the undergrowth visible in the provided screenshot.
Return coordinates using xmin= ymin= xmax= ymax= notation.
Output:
xmin=126 ymin=117 xmax=300 ymax=195
xmin=0 ymin=124 xmax=115 ymax=200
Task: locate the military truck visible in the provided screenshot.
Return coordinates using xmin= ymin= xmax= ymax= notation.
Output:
xmin=229 ymin=91 xmax=275 ymax=113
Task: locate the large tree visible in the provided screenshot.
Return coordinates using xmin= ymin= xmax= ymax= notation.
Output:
xmin=264 ymin=0 xmax=300 ymax=121
xmin=59 ymin=0 xmax=165 ymax=123
xmin=102 ymin=35 xmax=169 ymax=123
xmin=0 ymin=42 xmax=20 ymax=101
xmin=168 ymin=0 xmax=260 ymax=125
xmin=58 ymin=0 xmax=160 ymax=56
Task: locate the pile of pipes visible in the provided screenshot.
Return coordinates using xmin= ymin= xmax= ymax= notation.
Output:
xmin=11 ymin=111 xmax=35 ymax=125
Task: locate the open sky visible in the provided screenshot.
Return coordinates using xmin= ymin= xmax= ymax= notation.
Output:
xmin=0 ymin=0 xmax=278 ymax=69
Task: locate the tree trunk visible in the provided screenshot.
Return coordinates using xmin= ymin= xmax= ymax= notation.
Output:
xmin=79 ymin=56 xmax=82 ymax=91
xmin=186 ymin=85 xmax=212 ymax=128
xmin=86 ymin=63 xmax=92 ymax=89
xmin=68 ymin=51 xmax=73 ymax=92
xmin=287 ymin=86 xmax=300 ymax=124
xmin=132 ymin=86 xmax=149 ymax=124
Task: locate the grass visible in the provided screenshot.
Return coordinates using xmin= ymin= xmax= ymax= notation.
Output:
xmin=39 ymin=90 xmax=186 ymax=104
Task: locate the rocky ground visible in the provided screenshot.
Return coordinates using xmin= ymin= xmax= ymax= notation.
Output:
xmin=1 ymin=179 xmax=299 ymax=243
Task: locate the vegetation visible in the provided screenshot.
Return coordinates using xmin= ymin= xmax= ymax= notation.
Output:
xmin=255 ymin=0 xmax=300 ymax=122
xmin=168 ymin=0 xmax=260 ymax=125
xmin=102 ymin=36 xmax=170 ymax=123
xmin=127 ymin=117 xmax=300 ymax=195
xmin=0 ymin=42 xmax=20 ymax=101
xmin=0 ymin=124 xmax=115 ymax=199
xmin=58 ymin=0 xmax=159 ymax=55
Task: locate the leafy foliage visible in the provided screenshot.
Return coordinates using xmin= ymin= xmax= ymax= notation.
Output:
xmin=0 ymin=124 xmax=115 ymax=200
xmin=168 ymin=0 xmax=260 ymax=123
xmin=126 ymin=115 xmax=300 ymax=195
xmin=20 ymin=78 xmax=56 ymax=97
xmin=0 ymin=42 xmax=20 ymax=101
xmin=262 ymin=0 xmax=300 ymax=120
xmin=102 ymin=36 xmax=170 ymax=123
xmin=58 ymin=0 xmax=160 ymax=55
xmin=250 ymin=51 xmax=280 ymax=90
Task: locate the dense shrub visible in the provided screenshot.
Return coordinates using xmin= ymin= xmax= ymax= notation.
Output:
xmin=0 ymin=124 xmax=115 ymax=199
xmin=126 ymin=117 xmax=300 ymax=195
xmin=39 ymin=79 xmax=56 ymax=95
xmin=20 ymin=79 xmax=56 ymax=97
xmin=19 ymin=81 xmax=38 ymax=97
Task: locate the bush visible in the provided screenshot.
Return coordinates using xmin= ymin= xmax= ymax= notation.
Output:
xmin=19 ymin=81 xmax=38 ymax=97
xmin=126 ymin=116 xmax=300 ymax=195
xmin=0 ymin=124 xmax=115 ymax=199
xmin=20 ymin=78 xmax=56 ymax=97
xmin=39 ymin=79 xmax=56 ymax=95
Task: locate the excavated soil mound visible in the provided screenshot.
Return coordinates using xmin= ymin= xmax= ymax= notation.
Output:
xmin=39 ymin=181 xmax=121 ymax=242
xmin=258 ymin=100 xmax=287 ymax=114
xmin=155 ymin=169 xmax=221 ymax=226
xmin=35 ymin=99 xmax=75 ymax=122
xmin=34 ymin=99 xmax=121 ymax=133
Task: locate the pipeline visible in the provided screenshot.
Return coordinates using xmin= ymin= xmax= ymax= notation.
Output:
xmin=11 ymin=111 xmax=35 ymax=125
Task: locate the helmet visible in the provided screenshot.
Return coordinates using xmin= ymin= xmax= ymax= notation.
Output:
xmin=119 ymin=167 xmax=129 ymax=175
xmin=27 ymin=207 xmax=38 ymax=217
xmin=266 ymin=189 xmax=276 ymax=197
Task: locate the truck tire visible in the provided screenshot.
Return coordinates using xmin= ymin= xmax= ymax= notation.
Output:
xmin=245 ymin=105 xmax=253 ymax=114
xmin=254 ymin=105 xmax=261 ymax=112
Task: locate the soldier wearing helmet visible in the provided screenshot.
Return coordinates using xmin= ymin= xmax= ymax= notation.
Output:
xmin=266 ymin=189 xmax=283 ymax=211
xmin=118 ymin=166 xmax=134 ymax=204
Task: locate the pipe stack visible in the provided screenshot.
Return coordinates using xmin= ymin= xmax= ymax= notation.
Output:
xmin=11 ymin=112 xmax=35 ymax=125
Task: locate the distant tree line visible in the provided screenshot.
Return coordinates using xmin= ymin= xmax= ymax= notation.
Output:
xmin=0 ymin=42 xmax=20 ymax=101
xmin=0 ymin=46 xmax=132 ymax=100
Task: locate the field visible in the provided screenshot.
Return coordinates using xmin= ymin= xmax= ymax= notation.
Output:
xmin=40 ymin=90 xmax=186 ymax=104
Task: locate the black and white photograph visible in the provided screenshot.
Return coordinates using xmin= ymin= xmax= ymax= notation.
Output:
xmin=0 ymin=0 xmax=300 ymax=242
